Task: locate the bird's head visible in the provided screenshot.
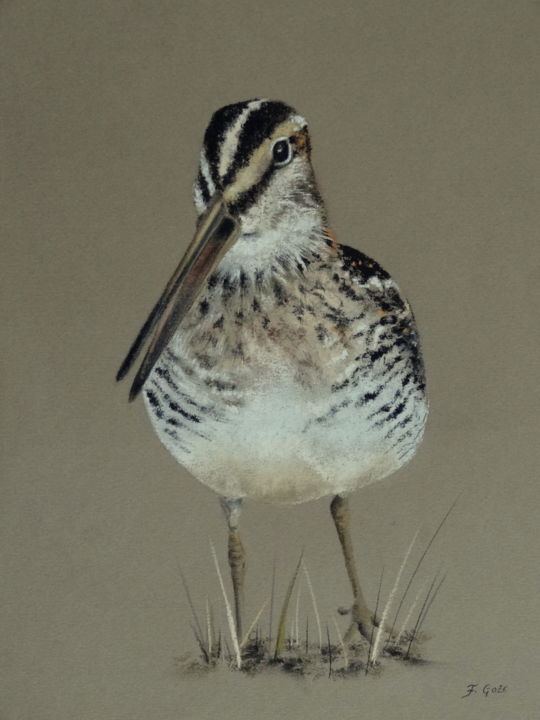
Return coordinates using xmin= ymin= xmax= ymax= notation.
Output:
xmin=117 ymin=100 xmax=327 ymax=399
xmin=194 ymin=99 xmax=324 ymax=240
xmin=192 ymin=100 xmax=326 ymax=275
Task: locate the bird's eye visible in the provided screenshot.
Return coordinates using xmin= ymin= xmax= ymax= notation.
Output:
xmin=272 ymin=138 xmax=293 ymax=167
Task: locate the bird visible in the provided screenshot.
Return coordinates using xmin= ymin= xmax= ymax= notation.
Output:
xmin=117 ymin=99 xmax=428 ymax=644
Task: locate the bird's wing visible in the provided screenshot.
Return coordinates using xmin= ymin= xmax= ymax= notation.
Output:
xmin=302 ymin=241 xmax=427 ymax=429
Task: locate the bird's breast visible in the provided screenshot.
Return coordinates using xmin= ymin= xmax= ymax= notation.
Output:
xmin=143 ymin=253 xmax=427 ymax=502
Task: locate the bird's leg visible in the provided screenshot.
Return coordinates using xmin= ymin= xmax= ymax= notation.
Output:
xmin=220 ymin=497 xmax=245 ymax=642
xmin=330 ymin=494 xmax=377 ymax=642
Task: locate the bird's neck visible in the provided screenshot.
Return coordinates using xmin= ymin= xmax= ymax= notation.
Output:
xmin=215 ymin=207 xmax=328 ymax=283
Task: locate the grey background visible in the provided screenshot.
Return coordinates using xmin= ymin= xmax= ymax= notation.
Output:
xmin=2 ymin=1 xmax=539 ymax=718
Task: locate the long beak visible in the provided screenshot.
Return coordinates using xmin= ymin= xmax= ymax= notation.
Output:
xmin=116 ymin=196 xmax=240 ymax=401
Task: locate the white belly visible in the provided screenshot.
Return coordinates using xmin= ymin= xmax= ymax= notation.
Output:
xmin=144 ymin=349 xmax=427 ymax=504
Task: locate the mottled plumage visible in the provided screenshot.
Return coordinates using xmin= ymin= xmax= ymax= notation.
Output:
xmin=144 ymin=240 xmax=427 ymax=502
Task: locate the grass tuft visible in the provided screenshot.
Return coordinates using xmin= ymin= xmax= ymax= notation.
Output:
xmin=210 ymin=540 xmax=242 ymax=669
xmin=274 ymin=551 xmax=304 ymax=659
xmin=332 ymin=616 xmax=349 ymax=670
xmin=179 ymin=565 xmax=204 ymax=648
xmin=177 ymin=500 xmax=457 ymax=678
xmin=240 ymin=599 xmax=268 ymax=649
xmin=366 ymin=567 xmax=384 ymax=674
xmin=326 ymin=624 xmax=333 ymax=678
xmin=405 ymin=570 xmax=447 ymax=659
xmin=268 ymin=559 xmax=276 ymax=644
xmin=387 ymin=495 xmax=459 ymax=641
xmin=303 ymin=561 xmax=323 ymax=649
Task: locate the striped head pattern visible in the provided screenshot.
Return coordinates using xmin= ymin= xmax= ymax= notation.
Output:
xmin=193 ymin=99 xmax=327 ymax=276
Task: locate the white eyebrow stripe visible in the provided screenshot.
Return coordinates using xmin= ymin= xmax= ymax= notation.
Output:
xmin=199 ymin=150 xmax=215 ymax=195
xmin=218 ymin=99 xmax=266 ymax=180
xmin=193 ymin=180 xmax=205 ymax=212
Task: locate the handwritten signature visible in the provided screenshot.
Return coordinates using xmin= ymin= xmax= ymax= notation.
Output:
xmin=462 ymin=683 xmax=508 ymax=699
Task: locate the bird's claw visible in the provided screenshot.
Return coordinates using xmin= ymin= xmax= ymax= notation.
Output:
xmin=342 ymin=601 xmax=392 ymax=642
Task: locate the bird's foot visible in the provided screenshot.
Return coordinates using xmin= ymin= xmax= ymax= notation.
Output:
xmin=341 ymin=601 xmax=392 ymax=643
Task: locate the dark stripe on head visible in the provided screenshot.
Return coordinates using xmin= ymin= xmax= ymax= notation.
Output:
xmin=222 ymin=101 xmax=295 ymax=187
xmin=227 ymin=161 xmax=275 ymax=215
xmin=203 ymin=100 xmax=255 ymax=189
xmin=196 ymin=169 xmax=210 ymax=203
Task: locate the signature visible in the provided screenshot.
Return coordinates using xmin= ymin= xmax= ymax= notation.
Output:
xmin=461 ymin=683 xmax=508 ymax=699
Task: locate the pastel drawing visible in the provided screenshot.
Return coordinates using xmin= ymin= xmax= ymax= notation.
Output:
xmin=117 ymin=99 xmax=431 ymax=674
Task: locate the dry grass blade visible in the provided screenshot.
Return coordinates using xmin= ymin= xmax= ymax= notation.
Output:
xmin=240 ymin=598 xmax=268 ymax=649
xmin=326 ymin=624 xmax=333 ymax=678
xmin=268 ymin=559 xmax=276 ymax=643
xmin=303 ymin=561 xmax=322 ymax=649
xmin=209 ymin=540 xmax=242 ymax=669
xmin=388 ymin=494 xmax=460 ymax=639
xmin=274 ymin=550 xmax=304 ymax=659
xmin=332 ymin=616 xmax=349 ymax=670
xmin=373 ymin=528 xmax=419 ymax=659
xmin=209 ymin=601 xmax=216 ymax=653
xmin=405 ymin=570 xmax=439 ymax=659
xmin=294 ymin=582 xmax=302 ymax=647
xmin=217 ymin=630 xmax=222 ymax=662
xmin=205 ymin=597 xmax=213 ymax=658
xmin=398 ymin=577 xmax=429 ymax=641
xmin=415 ymin=572 xmax=447 ymax=639
xmin=179 ymin=565 xmax=204 ymax=649
xmin=190 ymin=622 xmax=209 ymax=663
xmin=366 ymin=567 xmax=384 ymax=674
